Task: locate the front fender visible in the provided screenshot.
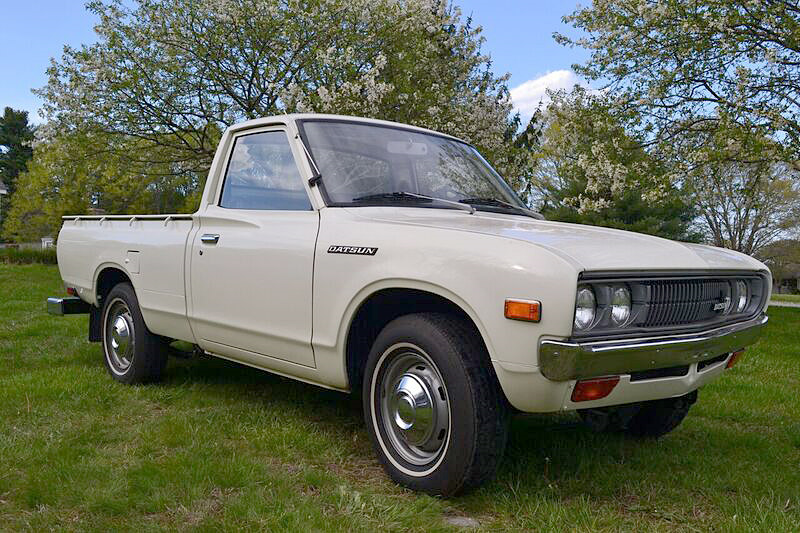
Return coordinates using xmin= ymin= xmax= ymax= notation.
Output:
xmin=311 ymin=208 xmax=581 ymax=393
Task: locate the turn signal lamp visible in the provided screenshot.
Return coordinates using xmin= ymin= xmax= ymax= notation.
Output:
xmin=504 ymin=299 xmax=541 ymax=322
xmin=726 ymin=349 xmax=745 ymax=369
xmin=571 ymin=376 xmax=620 ymax=402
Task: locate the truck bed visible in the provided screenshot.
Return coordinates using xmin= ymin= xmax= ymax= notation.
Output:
xmin=57 ymin=214 xmax=196 ymax=341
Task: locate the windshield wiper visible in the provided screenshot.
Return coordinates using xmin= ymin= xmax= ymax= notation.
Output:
xmin=458 ymin=197 xmax=543 ymax=219
xmin=352 ymin=192 xmax=475 ymax=214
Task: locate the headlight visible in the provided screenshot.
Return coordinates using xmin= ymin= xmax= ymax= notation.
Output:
xmin=610 ymin=285 xmax=631 ymax=326
xmin=574 ymin=286 xmax=596 ymax=330
xmin=735 ymin=280 xmax=748 ymax=313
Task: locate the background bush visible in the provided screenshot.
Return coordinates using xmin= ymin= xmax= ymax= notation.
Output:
xmin=0 ymin=247 xmax=58 ymax=264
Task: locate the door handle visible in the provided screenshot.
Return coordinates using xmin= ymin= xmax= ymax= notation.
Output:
xmin=200 ymin=233 xmax=220 ymax=244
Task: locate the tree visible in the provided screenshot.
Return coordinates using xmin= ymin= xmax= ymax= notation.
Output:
xmin=756 ymin=239 xmax=800 ymax=292
xmin=531 ymin=88 xmax=699 ymax=242
xmin=555 ymin=0 xmax=800 ymax=252
xmin=3 ymin=131 xmax=198 ymax=241
xmin=0 ymin=107 xmax=34 ymax=231
xmin=658 ymin=113 xmax=800 ymax=254
xmin=37 ymin=0 xmax=528 ymax=185
xmin=557 ymin=0 xmax=800 ymax=167
xmin=17 ymin=0 xmax=535 ymax=242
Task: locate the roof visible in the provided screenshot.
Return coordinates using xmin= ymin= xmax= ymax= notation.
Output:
xmin=225 ymin=113 xmax=466 ymax=144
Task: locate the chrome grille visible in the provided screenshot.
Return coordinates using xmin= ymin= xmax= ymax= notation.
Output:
xmin=643 ymin=279 xmax=731 ymax=327
xmin=573 ymin=271 xmax=768 ymax=339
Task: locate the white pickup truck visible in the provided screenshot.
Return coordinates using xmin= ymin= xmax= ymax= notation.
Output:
xmin=49 ymin=114 xmax=770 ymax=495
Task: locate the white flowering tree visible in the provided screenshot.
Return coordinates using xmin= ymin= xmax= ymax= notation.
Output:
xmin=557 ymin=0 xmax=800 ymax=165
xmin=531 ymin=87 xmax=699 ymax=241
xmin=553 ymin=0 xmax=800 ymax=252
xmin=35 ymin=0 xmax=526 ymax=185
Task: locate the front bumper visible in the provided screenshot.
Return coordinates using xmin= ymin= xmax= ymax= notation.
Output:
xmin=539 ymin=314 xmax=768 ymax=381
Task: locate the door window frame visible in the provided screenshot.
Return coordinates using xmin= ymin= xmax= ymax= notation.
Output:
xmin=214 ymin=126 xmax=315 ymax=211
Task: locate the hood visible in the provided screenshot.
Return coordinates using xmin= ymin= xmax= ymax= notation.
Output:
xmin=344 ymin=207 xmax=766 ymax=273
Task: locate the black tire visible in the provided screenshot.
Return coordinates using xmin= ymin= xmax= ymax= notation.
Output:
xmin=578 ymin=404 xmax=641 ymax=433
xmin=624 ymin=390 xmax=698 ymax=438
xmin=362 ymin=313 xmax=509 ymax=496
xmin=101 ymin=282 xmax=167 ymax=384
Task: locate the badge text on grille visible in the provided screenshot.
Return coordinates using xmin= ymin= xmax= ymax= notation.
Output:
xmin=713 ymin=297 xmax=730 ymax=312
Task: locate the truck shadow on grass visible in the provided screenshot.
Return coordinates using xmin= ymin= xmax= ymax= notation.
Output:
xmin=155 ymin=352 xmax=767 ymax=505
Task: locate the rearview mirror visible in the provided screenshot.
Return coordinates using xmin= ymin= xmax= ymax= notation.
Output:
xmin=387 ymin=140 xmax=428 ymax=156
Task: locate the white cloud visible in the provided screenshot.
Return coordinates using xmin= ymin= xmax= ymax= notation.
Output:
xmin=509 ymin=69 xmax=587 ymax=122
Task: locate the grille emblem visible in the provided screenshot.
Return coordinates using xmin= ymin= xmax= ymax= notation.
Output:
xmin=713 ymin=297 xmax=730 ymax=312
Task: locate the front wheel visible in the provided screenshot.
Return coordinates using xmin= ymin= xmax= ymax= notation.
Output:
xmin=624 ymin=390 xmax=698 ymax=438
xmin=363 ymin=313 xmax=508 ymax=496
xmin=578 ymin=389 xmax=698 ymax=438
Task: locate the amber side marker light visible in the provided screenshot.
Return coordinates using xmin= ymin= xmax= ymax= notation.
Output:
xmin=66 ymin=287 xmax=77 ymax=296
xmin=504 ymin=299 xmax=541 ymax=322
xmin=726 ymin=349 xmax=746 ymax=369
xmin=571 ymin=376 xmax=620 ymax=403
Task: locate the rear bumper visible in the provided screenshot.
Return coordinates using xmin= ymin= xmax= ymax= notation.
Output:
xmin=539 ymin=314 xmax=768 ymax=381
xmin=47 ymin=296 xmax=92 ymax=315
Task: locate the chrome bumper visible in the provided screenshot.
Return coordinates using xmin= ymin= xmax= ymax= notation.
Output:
xmin=47 ymin=296 xmax=91 ymax=315
xmin=539 ymin=314 xmax=768 ymax=381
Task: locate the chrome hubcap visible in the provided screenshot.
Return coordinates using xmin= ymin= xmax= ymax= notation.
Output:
xmin=106 ymin=300 xmax=134 ymax=373
xmin=379 ymin=348 xmax=450 ymax=466
xmin=111 ymin=316 xmax=130 ymax=354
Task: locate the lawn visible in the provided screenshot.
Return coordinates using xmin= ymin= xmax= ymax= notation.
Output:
xmin=772 ymin=293 xmax=800 ymax=304
xmin=1 ymin=264 xmax=798 ymax=531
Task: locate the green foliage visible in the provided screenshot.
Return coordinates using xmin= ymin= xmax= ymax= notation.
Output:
xmin=0 ymin=107 xmax=35 ymax=233
xmin=3 ymin=131 xmax=200 ymax=242
xmin=0 ymin=107 xmax=34 ymax=196
xmin=0 ymin=247 xmax=57 ymax=265
xmin=557 ymin=0 xmax=800 ymax=166
xmin=555 ymin=1 xmax=800 ymax=252
xmin=532 ymin=88 xmax=700 ymax=242
xmin=543 ymin=189 xmax=700 ymax=243
xmin=13 ymin=0 xmax=536 ymax=242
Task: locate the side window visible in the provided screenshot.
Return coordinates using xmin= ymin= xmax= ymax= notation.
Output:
xmin=220 ymin=131 xmax=312 ymax=210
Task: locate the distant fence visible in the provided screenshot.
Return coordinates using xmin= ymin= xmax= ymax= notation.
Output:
xmin=0 ymin=239 xmax=54 ymax=250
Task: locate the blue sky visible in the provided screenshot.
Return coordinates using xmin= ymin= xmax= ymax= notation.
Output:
xmin=0 ymin=1 xmax=588 ymax=123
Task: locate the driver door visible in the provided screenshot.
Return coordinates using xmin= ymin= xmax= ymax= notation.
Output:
xmin=189 ymin=128 xmax=318 ymax=367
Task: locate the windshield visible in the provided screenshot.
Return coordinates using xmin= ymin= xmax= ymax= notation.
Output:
xmin=299 ymin=119 xmax=526 ymax=211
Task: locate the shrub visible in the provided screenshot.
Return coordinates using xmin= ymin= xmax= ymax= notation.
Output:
xmin=0 ymin=247 xmax=58 ymax=265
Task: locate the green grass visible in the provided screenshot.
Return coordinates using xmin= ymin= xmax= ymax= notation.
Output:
xmin=772 ymin=293 xmax=800 ymax=303
xmin=1 ymin=264 xmax=798 ymax=531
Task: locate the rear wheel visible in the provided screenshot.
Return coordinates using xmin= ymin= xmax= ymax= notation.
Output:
xmin=101 ymin=283 xmax=167 ymax=384
xmin=363 ymin=313 xmax=508 ymax=496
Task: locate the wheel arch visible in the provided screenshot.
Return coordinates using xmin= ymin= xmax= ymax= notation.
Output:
xmin=340 ymin=279 xmax=498 ymax=393
xmin=93 ymin=263 xmax=134 ymax=307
